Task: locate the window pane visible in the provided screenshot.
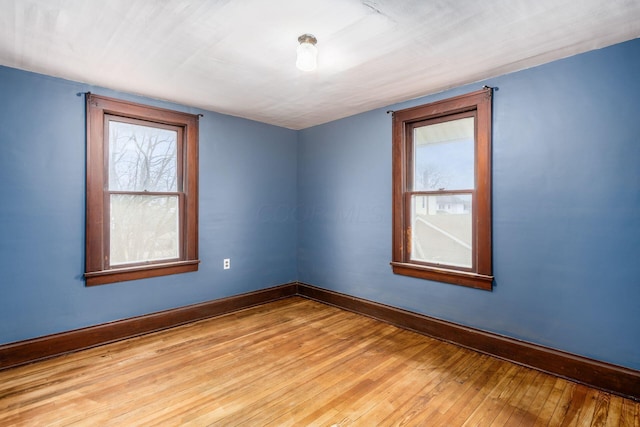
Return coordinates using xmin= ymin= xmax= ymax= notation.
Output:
xmin=413 ymin=117 xmax=474 ymax=191
xmin=109 ymin=121 xmax=178 ymax=192
xmin=411 ymin=194 xmax=472 ymax=268
xmin=110 ymin=195 xmax=179 ymax=265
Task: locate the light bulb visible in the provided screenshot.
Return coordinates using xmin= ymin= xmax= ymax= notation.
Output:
xmin=296 ymin=34 xmax=318 ymax=71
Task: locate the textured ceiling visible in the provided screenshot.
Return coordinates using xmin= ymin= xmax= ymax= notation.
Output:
xmin=1 ymin=0 xmax=639 ymax=129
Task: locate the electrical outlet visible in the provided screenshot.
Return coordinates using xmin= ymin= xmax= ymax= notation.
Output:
xmin=223 ymin=258 xmax=230 ymax=270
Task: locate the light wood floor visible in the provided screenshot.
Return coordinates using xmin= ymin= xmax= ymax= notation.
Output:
xmin=0 ymin=297 xmax=638 ymax=426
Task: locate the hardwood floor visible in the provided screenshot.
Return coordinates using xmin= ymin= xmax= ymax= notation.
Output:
xmin=1 ymin=297 xmax=638 ymax=426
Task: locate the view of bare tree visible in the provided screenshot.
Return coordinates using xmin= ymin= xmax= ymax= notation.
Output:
xmin=416 ymin=164 xmax=450 ymax=190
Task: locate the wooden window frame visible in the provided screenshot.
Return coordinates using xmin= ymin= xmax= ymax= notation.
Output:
xmin=391 ymin=88 xmax=493 ymax=290
xmin=85 ymin=94 xmax=199 ymax=286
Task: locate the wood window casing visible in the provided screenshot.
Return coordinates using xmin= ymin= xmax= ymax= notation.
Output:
xmin=85 ymin=94 xmax=199 ymax=286
xmin=391 ymin=88 xmax=493 ymax=290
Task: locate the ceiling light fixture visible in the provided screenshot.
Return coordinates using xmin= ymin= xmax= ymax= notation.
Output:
xmin=296 ymin=34 xmax=318 ymax=72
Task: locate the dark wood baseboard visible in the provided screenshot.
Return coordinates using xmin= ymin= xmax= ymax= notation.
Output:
xmin=1 ymin=280 xmax=637 ymax=401
xmin=296 ymin=282 xmax=640 ymax=401
xmin=0 ymin=283 xmax=297 ymax=371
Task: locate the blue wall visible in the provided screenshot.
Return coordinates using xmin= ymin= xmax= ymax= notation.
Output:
xmin=0 ymin=66 xmax=298 ymax=344
xmin=1 ymin=38 xmax=638 ymax=371
xmin=298 ymin=38 xmax=640 ymax=370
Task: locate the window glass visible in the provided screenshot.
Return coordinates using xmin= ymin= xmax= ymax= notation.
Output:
xmin=108 ymin=120 xmax=178 ymax=192
xmin=110 ymin=194 xmax=180 ymax=265
xmin=413 ymin=117 xmax=474 ymax=191
xmin=411 ymin=194 xmax=472 ymax=268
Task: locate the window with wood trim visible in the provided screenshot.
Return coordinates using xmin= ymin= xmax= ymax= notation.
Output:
xmin=391 ymin=88 xmax=493 ymax=290
xmin=85 ymin=94 xmax=199 ymax=286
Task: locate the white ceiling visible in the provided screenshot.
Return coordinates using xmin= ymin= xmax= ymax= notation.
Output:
xmin=1 ymin=0 xmax=639 ymax=130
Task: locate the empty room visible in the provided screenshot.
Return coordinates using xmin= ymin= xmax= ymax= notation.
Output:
xmin=1 ymin=0 xmax=639 ymax=425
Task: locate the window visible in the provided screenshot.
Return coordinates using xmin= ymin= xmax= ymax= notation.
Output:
xmin=85 ymin=94 xmax=199 ymax=286
xmin=391 ymin=88 xmax=493 ymax=290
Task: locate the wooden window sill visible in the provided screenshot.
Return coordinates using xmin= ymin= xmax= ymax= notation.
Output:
xmin=85 ymin=260 xmax=200 ymax=286
xmin=390 ymin=262 xmax=493 ymax=290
